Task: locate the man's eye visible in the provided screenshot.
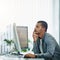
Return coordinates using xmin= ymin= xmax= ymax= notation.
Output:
xmin=36 ymin=26 xmax=38 ymax=28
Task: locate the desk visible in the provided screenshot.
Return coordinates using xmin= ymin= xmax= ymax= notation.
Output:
xmin=0 ymin=55 xmax=44 ymax=60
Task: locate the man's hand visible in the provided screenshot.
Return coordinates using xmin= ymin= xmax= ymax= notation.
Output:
xmin=24 ymin=53 xmax=36 ymax=58
xmin=32 ymin=31 xmax=38 ymax=42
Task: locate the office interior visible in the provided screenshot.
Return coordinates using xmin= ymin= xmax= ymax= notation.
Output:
xmin=0 ymin=0 xmax=60 ymax=60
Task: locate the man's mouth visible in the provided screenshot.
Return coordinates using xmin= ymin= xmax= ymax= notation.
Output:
xmin=35 ymin=32 xmax=40 ymax=35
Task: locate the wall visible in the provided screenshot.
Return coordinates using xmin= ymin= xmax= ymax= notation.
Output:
xmin=59 ymin=0 xmax=60 ymax=45
xmin=0 ymin=0 xmax=59 ymax=44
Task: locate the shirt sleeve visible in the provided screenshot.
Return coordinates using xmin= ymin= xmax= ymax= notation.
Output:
xmin=32 ymin=37 xmax=41 ymax=54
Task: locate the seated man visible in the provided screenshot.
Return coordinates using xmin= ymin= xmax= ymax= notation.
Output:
xmin=24 ymin=21 xmax=60 ymax=60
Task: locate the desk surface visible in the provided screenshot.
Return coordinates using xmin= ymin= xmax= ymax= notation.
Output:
xmin=0 ymin=55 xmax=44 ymax=60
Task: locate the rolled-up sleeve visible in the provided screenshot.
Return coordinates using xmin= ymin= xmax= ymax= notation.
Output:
xmin=33 ymin=41 xmax=40 ymax=54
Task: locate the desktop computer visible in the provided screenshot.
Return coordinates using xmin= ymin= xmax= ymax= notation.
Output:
xmin=13 ymin=23 xmax=28 ymax=54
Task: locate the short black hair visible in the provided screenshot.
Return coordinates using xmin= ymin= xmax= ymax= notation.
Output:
xmin=37 ymin=21 xmax=48 ymax=32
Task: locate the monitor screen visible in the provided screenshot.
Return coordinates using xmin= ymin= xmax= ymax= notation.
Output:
xmin=16 ymin=26 xmax=28 ymax=49
xmin=13 ymin=23 xmax=28 ymax=53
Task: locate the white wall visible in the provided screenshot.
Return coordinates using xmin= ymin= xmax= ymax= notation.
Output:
xmin=0 ymin=0 xmax=59 ymax=44
xmin=52 ymin=0 xmax=59 ymax=44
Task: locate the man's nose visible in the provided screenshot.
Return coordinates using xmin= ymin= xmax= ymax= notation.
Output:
xmin=39 ymin=26 xmax=42 ymax=29
xmin=34 ymin=28 xmax=36 ymax=32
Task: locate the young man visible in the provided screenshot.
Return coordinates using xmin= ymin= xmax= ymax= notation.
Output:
xmin=24 ymin=21 xmax=60 ymax=60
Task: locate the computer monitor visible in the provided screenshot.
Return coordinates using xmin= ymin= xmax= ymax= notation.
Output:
xmin=13 ymin=23 xmax=28 ymax=53
xmin=16 ymin=26 xmax=28 ymax=49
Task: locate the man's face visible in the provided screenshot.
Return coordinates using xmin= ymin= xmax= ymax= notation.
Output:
xmin=34 ymin=23 xmax=46 ymax=35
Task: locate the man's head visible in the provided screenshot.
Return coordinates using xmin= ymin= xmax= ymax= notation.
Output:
xmin=34 ymin=21 xmax=48 ymax=38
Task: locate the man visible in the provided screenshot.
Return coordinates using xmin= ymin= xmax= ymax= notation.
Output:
xmin=24 ymin=21 xmax=60 ymax=60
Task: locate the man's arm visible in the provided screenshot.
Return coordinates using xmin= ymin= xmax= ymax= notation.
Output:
xmin=32 ymin=30 xmax=40 ymax=53
xmin=33 ymin=38 xmax=40 ymax=54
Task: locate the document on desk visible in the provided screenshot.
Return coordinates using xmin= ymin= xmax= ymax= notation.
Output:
xmin=0 ymin=55 xmax=44 ymax=60
xmin=0 ymin=55 xmax=43 ymax=60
